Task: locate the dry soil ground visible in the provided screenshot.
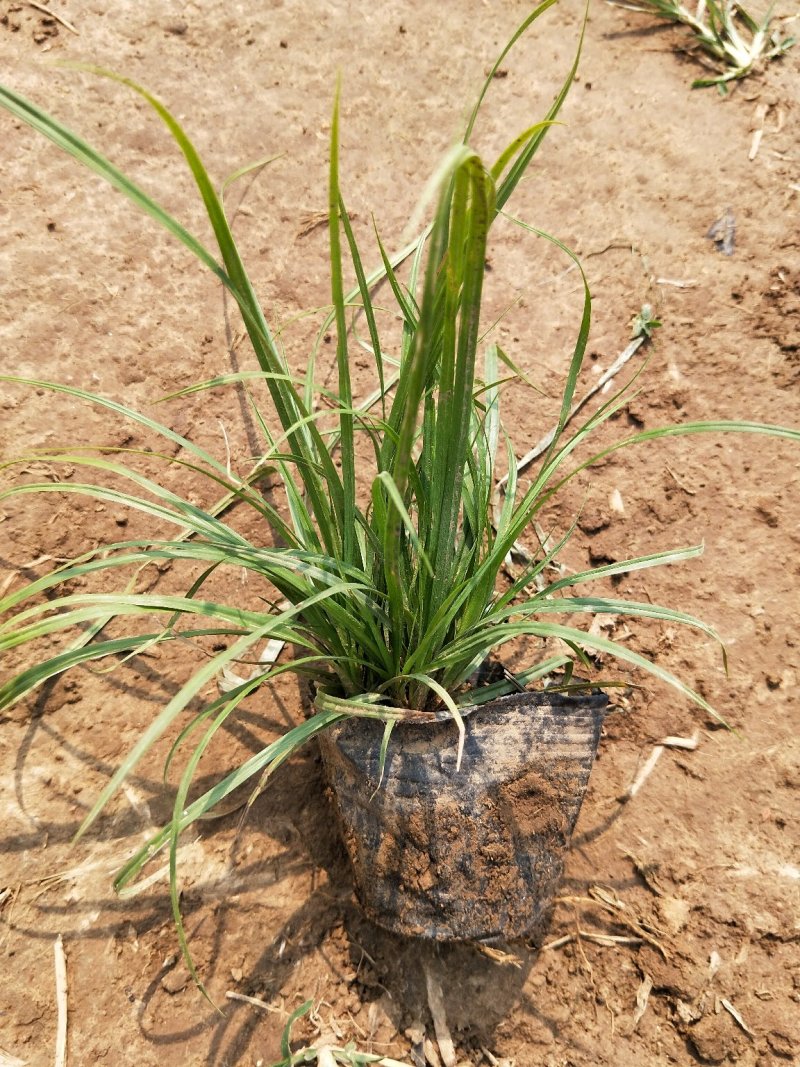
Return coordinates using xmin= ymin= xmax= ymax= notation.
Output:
xmin=1 ymin=1 xmax=799 ymax=1065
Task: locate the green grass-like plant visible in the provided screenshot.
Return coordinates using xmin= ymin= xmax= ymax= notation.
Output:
xmin=269 ymin=1000 xmax=411 ymax=1067
xmin=617 ymin=0 xmax=795 ymax=88
xmin=1 ymin=0 xmax=798 ymax=990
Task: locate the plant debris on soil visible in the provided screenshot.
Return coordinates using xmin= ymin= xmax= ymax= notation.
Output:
xmin=1 ymin=1 xmax=799 ymax=1065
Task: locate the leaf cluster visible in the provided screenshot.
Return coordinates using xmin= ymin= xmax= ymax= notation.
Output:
xmin=618 ymin=0 xmax=795 ymax=88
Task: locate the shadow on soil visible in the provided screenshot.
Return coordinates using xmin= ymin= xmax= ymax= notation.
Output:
xmin=6 ymin=667 xmax=639 ymax=1064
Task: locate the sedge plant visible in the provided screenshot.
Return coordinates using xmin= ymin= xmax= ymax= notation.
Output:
xmin=1 ymin=0 xmax=798 ymax=987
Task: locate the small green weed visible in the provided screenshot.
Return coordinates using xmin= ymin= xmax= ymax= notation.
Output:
xmin=270 ymin=1001 xmax=410 ymax=1067
xmin=616 ymin=0 xmax=795 ymax=88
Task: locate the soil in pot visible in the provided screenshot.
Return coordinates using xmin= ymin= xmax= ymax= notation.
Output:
xmin=318 ymin=688 xmax=608 ymax=944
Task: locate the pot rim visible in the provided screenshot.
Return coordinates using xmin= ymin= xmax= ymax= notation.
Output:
xmin=457 ymin=685 xmax=609 ymax=718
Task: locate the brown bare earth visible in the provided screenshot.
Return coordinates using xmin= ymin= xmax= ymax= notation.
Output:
xmin=1 ymin=1 xmax=799 ymax=1065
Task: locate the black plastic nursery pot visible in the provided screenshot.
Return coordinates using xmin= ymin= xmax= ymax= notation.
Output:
xmin=318 ymin=688 xmax=608 ymax=944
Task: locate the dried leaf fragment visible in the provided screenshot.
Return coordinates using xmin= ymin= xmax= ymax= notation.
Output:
xmin=720 ymin=998 xmax=755 ymax=1037
xmin=588 ymin=884 xmax=626 ymax=910
xmin=632 ymin=974 xmax=653 ymax=1029
xmin=425 ymin=968 xmax=456 ymax=1067
xmin=0 ymin=1051 xmax=28 ymax=1067
xmin=660 ymin=732 xmax=700 ymax=750
xmin=620 ymin=847 xmax=666 ymax=896
xmin=477 ymin=944 xmax=523 ymax=968
xmin=623 ymin=745 xmax=664 ymax=800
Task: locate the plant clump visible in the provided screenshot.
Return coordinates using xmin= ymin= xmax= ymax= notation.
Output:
xmin=0 ymin=0 xmax=798 ymax=986
xmin=615 ymin=0 xmax=795 ymax=89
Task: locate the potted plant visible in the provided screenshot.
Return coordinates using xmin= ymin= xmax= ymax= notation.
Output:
xmin=0 ymin=1 xmax=797 ymax=987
